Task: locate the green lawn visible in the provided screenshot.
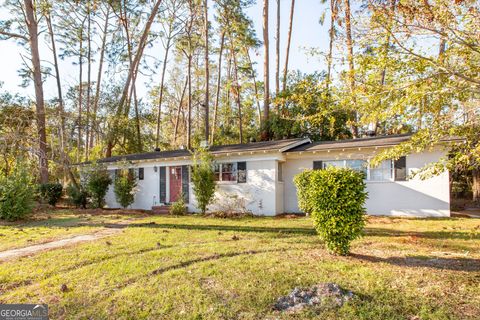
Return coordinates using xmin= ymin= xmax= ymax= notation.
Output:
xmin=0 ymin=211 xmax=479 ymax=319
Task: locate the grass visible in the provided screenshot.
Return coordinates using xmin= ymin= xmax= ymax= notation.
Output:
xmin=0 ymin=211 xmax=479 ymax=319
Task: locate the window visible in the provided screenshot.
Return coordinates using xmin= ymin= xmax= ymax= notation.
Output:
xmin=214 ymin=163 xmax=221 ymax=181
xmin=222 ymin=163 xmax=237 ymax=181
xmin=322 ymin=159 xmax=367 ymax=175
xmin=138 ymin=168 xmax=144 ymax=180
xmin=313 ymin=161 xmax=323 ymax=170
xmin=237 ymin=162 xmax=247 ymax=183
xmin=369 ymin=160 xmax=393 ymax=181
xmin=213 ymin=162 xmax=246 ymax=183
xmin=278 ymin=162 xmax=284 ymax=182
xmin=394 ymin=156 xmax=407 ymax=181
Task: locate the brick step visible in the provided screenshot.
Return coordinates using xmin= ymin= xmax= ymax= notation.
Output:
xmin=152 ymin=205 xmax=171 ymax=215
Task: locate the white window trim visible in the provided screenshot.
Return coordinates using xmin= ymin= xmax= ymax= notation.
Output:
xmin=278 ymin=161 xmax=284 ymax=183
xmin=215 ymin=162 xmax=238 ymax=184
xmin=321 ymin=159 xmax=394 ymax=182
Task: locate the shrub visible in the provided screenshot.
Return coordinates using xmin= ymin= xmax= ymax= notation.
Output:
xmin=85 ymin=164 xmax=112 ymax=208
xmin=114 ymin=169 xmax=137 ymax=208
xmin=191 ymin=148 xmax=216 ymax=214
xmin=294 ymin=167 xmax=368 ymax=255
xmin=0 ymin=167 xmax=34 ymax=221
xmin=38 ymin=183 xmax=63 ymax=206
xmin=170 ymin=195 xmax=187 ymax=215
xmin=66 ymin=184 xmax=89 ymax=208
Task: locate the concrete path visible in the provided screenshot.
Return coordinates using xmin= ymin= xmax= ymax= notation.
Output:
xmin=0 ymin=228 xmax=122 ymax=262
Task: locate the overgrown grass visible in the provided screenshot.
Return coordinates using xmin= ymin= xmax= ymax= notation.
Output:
xmin=0 ymin=211 xmax=479 ymax=319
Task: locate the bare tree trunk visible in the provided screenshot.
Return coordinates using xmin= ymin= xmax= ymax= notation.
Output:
xmin=275 ymin=0 xmax=280 ymax=95
xmin=187 ymin=55 xmax=192 ymax=149
xmin=174 ymin=76 xmax=188 ymax=144
xmin=90 ymin=5 xmax=110 ymax=149
xmin=262 ymin=0 xmax=270 ymax=140
xmin=326 ymin=0 xmax=336 ymax=90
xmin=282 ymin=0 xmax=295 ymax=93
xmin=77 ymin=22 xmax=85 ymax=162
xmin=344 ymin=0 xmax=358 ymax=138
xmin=211 ymin=31 xmax=225 ymax=145
xmin=244 ymin=47 xmax=262 ymax=124
xmin=85 ymin=4 xmax=92 ymax=160
xmin=232 ymin=48 xmax=243 ymax=144
xmin=204 ymin=0 xmax=210 ymax=143
xmin=24 ymin=0 xmax=48 ymax=183
xmin=106 ymin=0 xmax=163 ymax=157
xmin=46 ymin=12 xmax=79 ymax=187
xmin=155 ymin=36 xmax=172 ymax=149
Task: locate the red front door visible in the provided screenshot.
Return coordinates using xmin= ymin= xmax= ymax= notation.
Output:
xmin=169 ymin=166 xmax=182 ymax=203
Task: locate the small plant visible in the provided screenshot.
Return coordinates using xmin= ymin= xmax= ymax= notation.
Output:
xmin=0 ymin=166 xmax=35 ymax=221
xmin=85 ymin=163 xmax=112 ymax=208
xmin=114 ymin=169 xmax=137 ymax=208
xmin=38 ymin=183 xmax=63 ymax=206
xmin=191 ymin=148 xmax=217 ymax=214
xmin=294 ymin=167 xmax=368 ymax=255
xmin=66 ymin=184 xmax=89 ymax=208
xmin=170 ymin=195 xmax=187 ymax=215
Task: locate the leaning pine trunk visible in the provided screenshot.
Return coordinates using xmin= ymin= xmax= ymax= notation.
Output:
xmin=24 ymin=0 xmax=49 ymax=183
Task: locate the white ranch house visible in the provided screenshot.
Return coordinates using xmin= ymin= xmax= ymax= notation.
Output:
xmin=99 ymin=134 xmax=452 ymax=217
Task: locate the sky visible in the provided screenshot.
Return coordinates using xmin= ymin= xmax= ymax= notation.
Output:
xmin=0 ymin=0 xmax=335 ymax=101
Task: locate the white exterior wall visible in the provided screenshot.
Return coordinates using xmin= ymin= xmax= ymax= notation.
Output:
xmin=104 ymin=153 xmax=283 ymax=216
xmin=283 ymin=147 xmax=450 ymax=217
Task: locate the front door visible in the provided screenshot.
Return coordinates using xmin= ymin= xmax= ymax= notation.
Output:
xmin=169 ymin=166 xmax=182 ymax=203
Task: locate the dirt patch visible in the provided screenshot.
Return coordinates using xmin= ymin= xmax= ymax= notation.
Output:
xmin=0 ymin=228 xmax=122 ymax=262
xmin=274 ymin=283 xmax=354 ymax=313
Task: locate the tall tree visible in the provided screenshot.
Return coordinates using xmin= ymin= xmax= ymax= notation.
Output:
xmin=25 ymin=0 xmax=48 ymax=182
xmin=203 ymin=0 xmax=210 ymax=143
xmin=261 ymin=0 xmax=270 ymax=140
xmin=155 ymin=0 xmax=185 ymax=148
xmin=282 ymin=0 xmax=295 ymax=92
xmin=275 ymin=0 xmax=280 ymax=94
xmin=106 ymin=0 xmax=164 ymax=157
xmin=343 ymin=0 xmax=358 ymax=137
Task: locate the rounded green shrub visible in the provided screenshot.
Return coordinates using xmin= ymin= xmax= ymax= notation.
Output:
xmin=294 ymin=167 xmax=368 ymax=255
xmin=38 ymin=183 xmax=63 ymax=206
xmin=114 ymin=170 xmax=137 ymax=208
xmin=170 ymin=195 xmax=187 ymax=215
xmin=66 ymin=184 xmax=89 ymax=208
xmin=0 ymin=167 xmax=34 ymax=221
xmin=85 ymin=165 xmax=112 ymax=208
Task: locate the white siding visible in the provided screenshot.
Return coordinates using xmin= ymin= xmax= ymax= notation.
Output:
xmin=104 ymin=154 xmax=282 ymax=216
xmin=283 ymin=148 xmax=450 ymax=217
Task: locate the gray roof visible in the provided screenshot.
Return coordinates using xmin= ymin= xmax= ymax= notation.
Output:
xmin=95 ymin=138 xmax=310 ymax=164
xmin=287 ymin=134 xmax=413 ymax=152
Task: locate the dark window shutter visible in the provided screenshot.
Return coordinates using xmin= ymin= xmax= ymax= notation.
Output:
xmin=138 ymin=168 xmax=144 ymax=180
xmin=181 ymin=165 xmax=189 ymax=203
xmin=128 ymin=168 xmax=134 ymax=179
xmin=313 ymin=161 xmax=323 ymax=170
xmin=115 ymin=169 xmax=120 ymax=179
xmin=237 ymin=161 xmax=247 ymax=183
xmin=394 ymin=156 xmax=407 ymax=181
xmin=159 ymin=167 xmax=166 ymax=203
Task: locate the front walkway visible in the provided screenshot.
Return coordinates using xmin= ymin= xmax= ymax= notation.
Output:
xmin=0 ymin=228 xmax=122 ymax=262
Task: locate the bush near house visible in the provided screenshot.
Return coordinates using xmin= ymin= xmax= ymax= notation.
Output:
xmin=0 ymin=167 xmax=34 ymax=220
xmin=170 ymin=195 xmax=187 ymax=215
xmin=85 ymin=164 xmax=112 ymax=208
xmin=294 ymin=167 xmax=368 ymax=255
xmin=114 ymin=169 xmax=137 ymax=208
xmin=66 ymin=184 xmax=89 ymax=209
xmin=38 ymin=183 xmax=63 ymax=206
xmin=191 ymin=148 xmax=216 ymax=214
